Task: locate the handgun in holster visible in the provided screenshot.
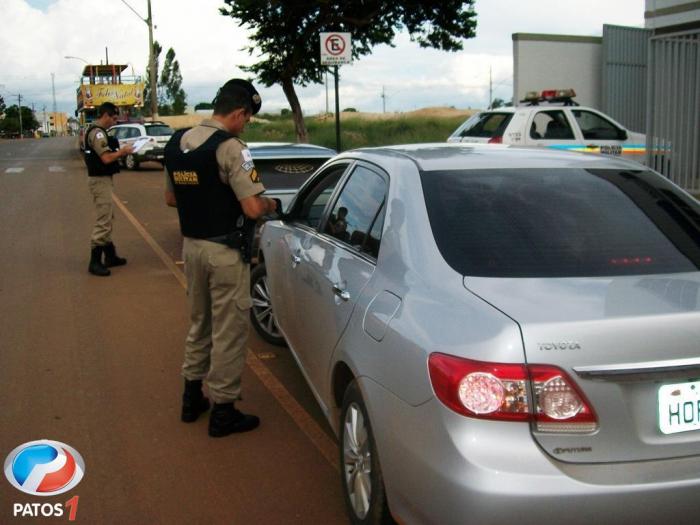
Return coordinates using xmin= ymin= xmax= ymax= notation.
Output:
xmin=222 ymin=218 xmax=256 ymax=263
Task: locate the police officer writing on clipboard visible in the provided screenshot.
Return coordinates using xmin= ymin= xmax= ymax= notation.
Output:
xmin=83 ymin=102 xmax=134 ymax=277
xmin=164 ymin=79 xmax=277 ymax=437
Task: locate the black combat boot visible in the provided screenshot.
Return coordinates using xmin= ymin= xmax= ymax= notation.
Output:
xmin=88 ymin=246 xmax=110 ymax=276
xmin=208 ymin=403 xmax=260 ymax=437
xmin=103 ymin=242 xmax=127 ymax=267
xmin=181 ymin=379 xmax=210 ymax=423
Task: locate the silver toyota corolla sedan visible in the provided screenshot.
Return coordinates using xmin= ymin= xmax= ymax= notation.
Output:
xmin=257 ymin=143 xmax=700 ymax=525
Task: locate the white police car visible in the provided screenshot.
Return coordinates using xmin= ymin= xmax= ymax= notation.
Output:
xmin=447 ymin=89 xmax=646 ymax=164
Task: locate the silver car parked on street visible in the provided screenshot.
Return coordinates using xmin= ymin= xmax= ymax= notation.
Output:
xmin=258 ymin=143 xmax=700 ymax=525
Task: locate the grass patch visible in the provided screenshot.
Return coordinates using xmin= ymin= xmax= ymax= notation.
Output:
xmin=244 ymin=112 xmax=473 ymax=151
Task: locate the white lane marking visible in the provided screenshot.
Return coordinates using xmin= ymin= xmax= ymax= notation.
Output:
xmin=5 ymin=167 xmax=24 ymax=173
xmin=112 ymin=191 xmax=340 ymax=472
xmin=49 ymin=166 xmax=66 ymax=172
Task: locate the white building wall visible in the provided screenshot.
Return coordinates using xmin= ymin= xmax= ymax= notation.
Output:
xmin=513 ymin=34 xmax=603 ymax=108
xmin=645 ymin=0 xmax=700 ymax=31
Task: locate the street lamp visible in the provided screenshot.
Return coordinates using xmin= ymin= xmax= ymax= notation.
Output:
xmin=64 ymin=55 xmax=89 ymax=64
xmin=119 ymin=0 xmax=158 ymax=120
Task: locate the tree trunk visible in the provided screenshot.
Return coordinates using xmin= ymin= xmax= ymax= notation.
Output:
xmin=281 ymin=77 xmax=309 ymax=143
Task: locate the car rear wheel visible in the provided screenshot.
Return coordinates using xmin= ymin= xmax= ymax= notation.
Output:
xmin=250 ymin=263 xmax=286 ymax=346
xmin=341 ymin=382 xmax=394 ymax=525
xmin=124 ymin=154 xmax=139 ymax=170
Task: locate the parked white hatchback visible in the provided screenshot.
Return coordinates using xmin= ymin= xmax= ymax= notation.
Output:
xmin=108 ymin=121 xmax=175 ymax=170
xmin=447 ymin=89 xmax=646 ymax=164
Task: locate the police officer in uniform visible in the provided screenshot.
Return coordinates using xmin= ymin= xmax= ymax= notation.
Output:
xmin=83 ymin=102 xmax=133 ymax=276
xmin=164 ymin=79 xmax=277 ymax=437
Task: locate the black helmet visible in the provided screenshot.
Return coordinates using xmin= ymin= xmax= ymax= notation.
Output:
xmin=218 ymin=78 xmax=262 ymax=115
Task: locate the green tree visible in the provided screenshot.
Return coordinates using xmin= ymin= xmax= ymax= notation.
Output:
xmin=489 ymin=97 xmax=505 ymax=109
xmin=143 ymin=41 xmax=163 ymax=117
xmin=0 ymin=105 xmax=40 ymax=137
xmin=220 ymin=0 xmax=477 ymax=143
xmin=194 ymin=102 xmax=214 ymax=111
xmin=0 ymin=94 xmax=6 ymax=117
xmin=159 ymin=48 xmax=187 ymax=115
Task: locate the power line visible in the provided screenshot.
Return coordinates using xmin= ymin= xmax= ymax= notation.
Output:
xmin=117 ymin=0 xmax=146 ymax=22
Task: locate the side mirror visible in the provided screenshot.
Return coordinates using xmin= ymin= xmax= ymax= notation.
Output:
xmin=618 ymin=129 xmax=628 ymax=141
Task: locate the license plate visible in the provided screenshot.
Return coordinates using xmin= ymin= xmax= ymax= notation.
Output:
xmin=658 ymin=381 xmax=700 ymax=434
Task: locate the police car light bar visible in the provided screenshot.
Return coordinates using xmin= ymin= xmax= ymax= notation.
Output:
xmin=520 ymin=88 xmax=578 ymax=106
xmin=541 ymin=88 xmax=576 ymax=100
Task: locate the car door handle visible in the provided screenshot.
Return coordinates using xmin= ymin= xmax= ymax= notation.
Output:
xmin=332 ymin=283 xmax=350 ymax=301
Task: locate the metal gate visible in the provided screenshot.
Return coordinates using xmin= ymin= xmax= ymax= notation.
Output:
xmin=646 ymin=29 xmax=700 ymax=192
xmin=602 ymin=25 xmax=650 ymax=133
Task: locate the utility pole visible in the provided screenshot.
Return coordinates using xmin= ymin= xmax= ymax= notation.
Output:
xmin=51 ymin=73 xmax=59 ymax=135
xmin=51 ymin=73 xmax=57 ymax=114
xmin=118 ymin=0 xmax=158 ymax=120
xmin=489 ymin=66 xmax=493 ymax=109
xmin=146 ymin=0 xmax=157 ymax=120
xmin=381 ymin=86 xmax=386 ymax=113
xmin=13 ymin=93 xmax=24 ymax=139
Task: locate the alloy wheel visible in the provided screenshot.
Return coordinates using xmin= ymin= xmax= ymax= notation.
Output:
xmin=251 ymin=273 xmax=281 ymax=339
xmin=343 ymin=402 xmax=372 ymax=519
xmin=125 ymin=154 xmax=137 ymax=170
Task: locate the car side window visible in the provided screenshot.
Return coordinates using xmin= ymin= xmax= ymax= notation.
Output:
xmin=294 ymin=165 xmax=347 ymax=228
xmin=531 ymin=110 xmax=575 ymax=140
xmin=572 ymin=110 xmax=625 ymax=140
xmin=324 ymin=165 xmax=387 ymax=259
xmin=129 ymin=128 xmax=141 ymax=139
xmin=459 ymin=112 xmax=513 ymax=139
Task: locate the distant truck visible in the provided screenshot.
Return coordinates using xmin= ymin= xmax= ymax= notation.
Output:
xmin=74 ymin=63 xmax=145 ymax=150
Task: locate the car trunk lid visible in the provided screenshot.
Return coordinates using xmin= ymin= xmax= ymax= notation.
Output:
xmin=464 ymin=273 xmax=700 ymax=463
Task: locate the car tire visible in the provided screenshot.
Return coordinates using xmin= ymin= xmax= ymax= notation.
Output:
xmin=340 ymin=381 xmax=394 ymax=525
xmin=250 ymin=263 xmax=286 ymax=346
xmin=124 ymin=154 xmax=139 ymax=170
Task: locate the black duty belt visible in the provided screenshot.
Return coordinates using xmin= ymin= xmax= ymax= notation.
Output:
xmin=204 ymin=231 xmax=251 ymax=263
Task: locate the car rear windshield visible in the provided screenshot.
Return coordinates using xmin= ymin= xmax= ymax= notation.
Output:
xmin=421 ymin=168 xmax=700 ymax=277
xmin=254 ymin=157 xmax=330 ymax=190
xmin=457 ymin=112 xmax=513 ymax=138
xmin=145 ymin=125 xmax=174 ymax=136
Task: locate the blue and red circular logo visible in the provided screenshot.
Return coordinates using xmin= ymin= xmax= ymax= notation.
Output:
xmin=4 ymin=440 xmax=85 ymax=496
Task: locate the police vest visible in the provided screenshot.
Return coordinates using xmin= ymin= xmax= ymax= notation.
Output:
xmin=83 ymin=125 xmax=121 ymax=177
xmin=164 ymin=128 xmax=245 ymax=239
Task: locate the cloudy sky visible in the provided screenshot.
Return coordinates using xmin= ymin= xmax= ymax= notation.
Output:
xmin=1 ymin=0 xmax=644 ymax=116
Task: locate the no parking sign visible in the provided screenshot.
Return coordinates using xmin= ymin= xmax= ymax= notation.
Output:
xmin=320 ymin=32 xmax=352 ymax=65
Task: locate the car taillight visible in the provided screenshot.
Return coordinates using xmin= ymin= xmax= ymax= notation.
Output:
xmin=487 ymin=136 xmax=502 ymax=144
xmin=428 ymin=354 xmax=529 ymax=421
xmin=428 ymin=353 xmax=597 ymax=433
xmin=529 ymin=365 xmax=598 ymax=433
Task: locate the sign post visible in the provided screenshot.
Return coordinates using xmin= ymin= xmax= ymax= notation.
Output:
xmin=320 ymin=32 xmax=351 ymax=152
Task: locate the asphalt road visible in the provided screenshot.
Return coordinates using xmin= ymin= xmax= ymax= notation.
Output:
xmin=0 ymin=137 xmax=348 ymax=524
